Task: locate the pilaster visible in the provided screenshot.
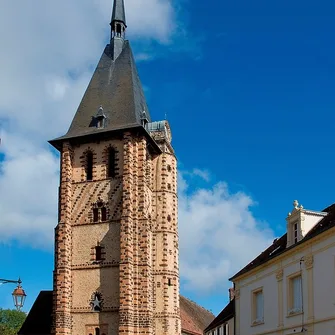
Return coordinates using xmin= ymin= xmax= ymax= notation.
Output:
xmin=305 ymin=254 xmax=314 ymax=322
xmin=53 ymin=142 xmax=73 ymax=335
xmin=276 ymin=269 xmax=284 ymax=328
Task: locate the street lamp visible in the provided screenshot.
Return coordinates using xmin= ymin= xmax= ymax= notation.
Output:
xmin=0 ymin=278 xmax=27 ymax=310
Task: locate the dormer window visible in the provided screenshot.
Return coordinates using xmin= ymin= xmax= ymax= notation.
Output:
xmin=286 ymin=200 xmax=327 ymax=248
xmin=95 ymin=106 xmax=106 ymax=129
xmin=141 ymin=111 xmax=149 ymax=128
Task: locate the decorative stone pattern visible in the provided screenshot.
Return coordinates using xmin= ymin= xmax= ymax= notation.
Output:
xmin=305 ymin=254 xmax=314 ymax=269
xmin=53 ymin=121 xmax=180 ymax=335
xmin=276 ymin=269 xmax=284 ymax=281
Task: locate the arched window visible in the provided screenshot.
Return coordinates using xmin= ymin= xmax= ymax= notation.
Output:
xmin=95 ymin=328 xmax=100 ymax=335
xmin=86 ymin=151 xmax=93 ymax=181
xmin=93 ymin=208 xmax=99 ymax=222
xmin=92 ymin=200 xmax=108 ymax=223
xmin=101 ymin=207 xmax=107 ymax=221
xmin=107 ymin=148 xmax=116 ymax=178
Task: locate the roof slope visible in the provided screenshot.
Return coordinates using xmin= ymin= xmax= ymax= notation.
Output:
xmin=204 ymin=299 xmax=234 ymax=332
xmin=52 ymin=41 xmax=150 ymax=143
xmin=18 ymin=291 xmax=52 ymax=335
xmin=18 ymin=292 xmax=214 ymax=335
xmin=230 ymin=203 xmax=335 ymax=281
xmin=180 ymin=295 xmax=215 ymax=335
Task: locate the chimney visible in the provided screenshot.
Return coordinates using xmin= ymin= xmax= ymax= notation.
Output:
xmin=229 ymin=288 xmax=235 ymax=301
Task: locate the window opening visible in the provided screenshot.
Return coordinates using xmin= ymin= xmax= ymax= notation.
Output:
xmin=254 ymin=290 xmax=263 ymax=322
xmin=116 ymin=24 xmax=122 ymax=35
xmin=108 ymin=148 xmax=116 ymax=178
xmin=101 ymin=207 xmax=107 ymax=221
xmin=95 ymin=328 xmax=100 ymax=335
xmin=95 ymin=246 xmax=102 ymax=261
xmin=168 ymin=279 xmax=172 ymax=286
xmin=292 ymin=275 xmax=302 ymax=311
xmin=293 ymin=223 xmax=298 ymax=243
xmin=86 ymin=152 xmax=93 ymax=181
xmin=93 ymin=208 xmax=99 ymax=223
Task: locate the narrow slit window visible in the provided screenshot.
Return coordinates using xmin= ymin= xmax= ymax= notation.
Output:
xmin=101 ymin=207 xmax=107 ymax=221
xmin=86 ymin=151 xmax=93 ymax=181
xmin=108 ymin=148 xmax=116 ymax=178
xmin=93 ymin=208 xmax=99 ymax=223
xmin=95 ymin=246 xmax=102 ymax=261
xmin=293 ymin=223 xmax=298 ymax=243
xmin=168 ymin=279 xmax=172 ymax=286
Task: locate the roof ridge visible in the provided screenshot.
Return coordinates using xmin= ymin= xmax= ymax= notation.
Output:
xmin=181 ymin=295 xmax=214 ymax=315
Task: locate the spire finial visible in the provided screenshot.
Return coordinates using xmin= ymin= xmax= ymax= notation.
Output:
xmin=110 ymin=0 xmax=127 ymax=59
xmin=111 ymin=0 xmax=126 ymax=27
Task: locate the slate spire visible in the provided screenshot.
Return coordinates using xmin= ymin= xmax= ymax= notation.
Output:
xmin=49 ymin=0 xmax=153 ymax=150
xmin=110 ymin=0 xmax=127 ymax=59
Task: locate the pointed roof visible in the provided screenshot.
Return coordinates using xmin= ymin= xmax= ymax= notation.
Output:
xmin=111 ymin=0 xmax=126 ymax=25
xmin=50 ymin=41 xmax=152 ymax=147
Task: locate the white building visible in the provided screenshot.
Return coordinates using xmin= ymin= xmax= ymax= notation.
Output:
xmin=204 ymin=289 xmax=235 ymax=335
xmin=229 ymin=200 xmax=335 ymax=335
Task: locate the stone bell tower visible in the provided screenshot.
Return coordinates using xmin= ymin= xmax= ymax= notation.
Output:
xmin=49 ymin=1 xmax=181 ymax=335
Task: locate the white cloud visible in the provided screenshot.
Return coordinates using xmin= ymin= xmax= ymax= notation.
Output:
xmin=0 ymin=0 xmax=274 ymax=297
xmin=178 ymin=171 xmax=275 ymax=293
xmin=0 ymin=0 xmax=178 ymax=247
xmin=0 ymin=133 xmax=59 ymax=248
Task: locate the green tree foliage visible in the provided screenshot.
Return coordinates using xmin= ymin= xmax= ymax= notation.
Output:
xmin=0 ymin=308 xmax=26 ymax=335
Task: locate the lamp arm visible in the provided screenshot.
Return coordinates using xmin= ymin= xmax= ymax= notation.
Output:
xmin=0 ymin=278 xmax=21 ymax=285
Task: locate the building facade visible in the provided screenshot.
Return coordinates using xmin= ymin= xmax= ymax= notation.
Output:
xmin=230 ymin=200 xmax=335 ymax=335
xmin=204 ymin=289 xmax=235 ymax=335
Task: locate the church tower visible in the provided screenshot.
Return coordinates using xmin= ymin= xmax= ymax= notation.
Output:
xmin=49 ymin=1 xmax=181 ymax=334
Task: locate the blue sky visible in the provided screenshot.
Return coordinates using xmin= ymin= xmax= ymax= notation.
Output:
xmin=0 ymin=0 xmax=335 ymax=317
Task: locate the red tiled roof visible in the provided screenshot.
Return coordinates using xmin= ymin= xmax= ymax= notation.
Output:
xmin=180 ymin=295 xmax=215 ymax=335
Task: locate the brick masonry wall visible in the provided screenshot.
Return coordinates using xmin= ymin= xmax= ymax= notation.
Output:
xmin=53 ymin=126 xmax=180 ymax=335
xmin=152 ymin=130 xmax=181 ymax=335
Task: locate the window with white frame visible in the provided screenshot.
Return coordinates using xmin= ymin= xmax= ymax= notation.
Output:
xmin=289 ymin=275 xmax=302 ymax=314
xmin=252 ymin=289 xmax=264 ymax=324
xmin=293 ymin=222 xmax=298 ymax=243
xmin=223 ymin=323 xmax=229 ymax=335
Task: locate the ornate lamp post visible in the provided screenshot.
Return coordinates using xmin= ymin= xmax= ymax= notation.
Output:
xmin=0 ymin=278 xmax=27 ymax=310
